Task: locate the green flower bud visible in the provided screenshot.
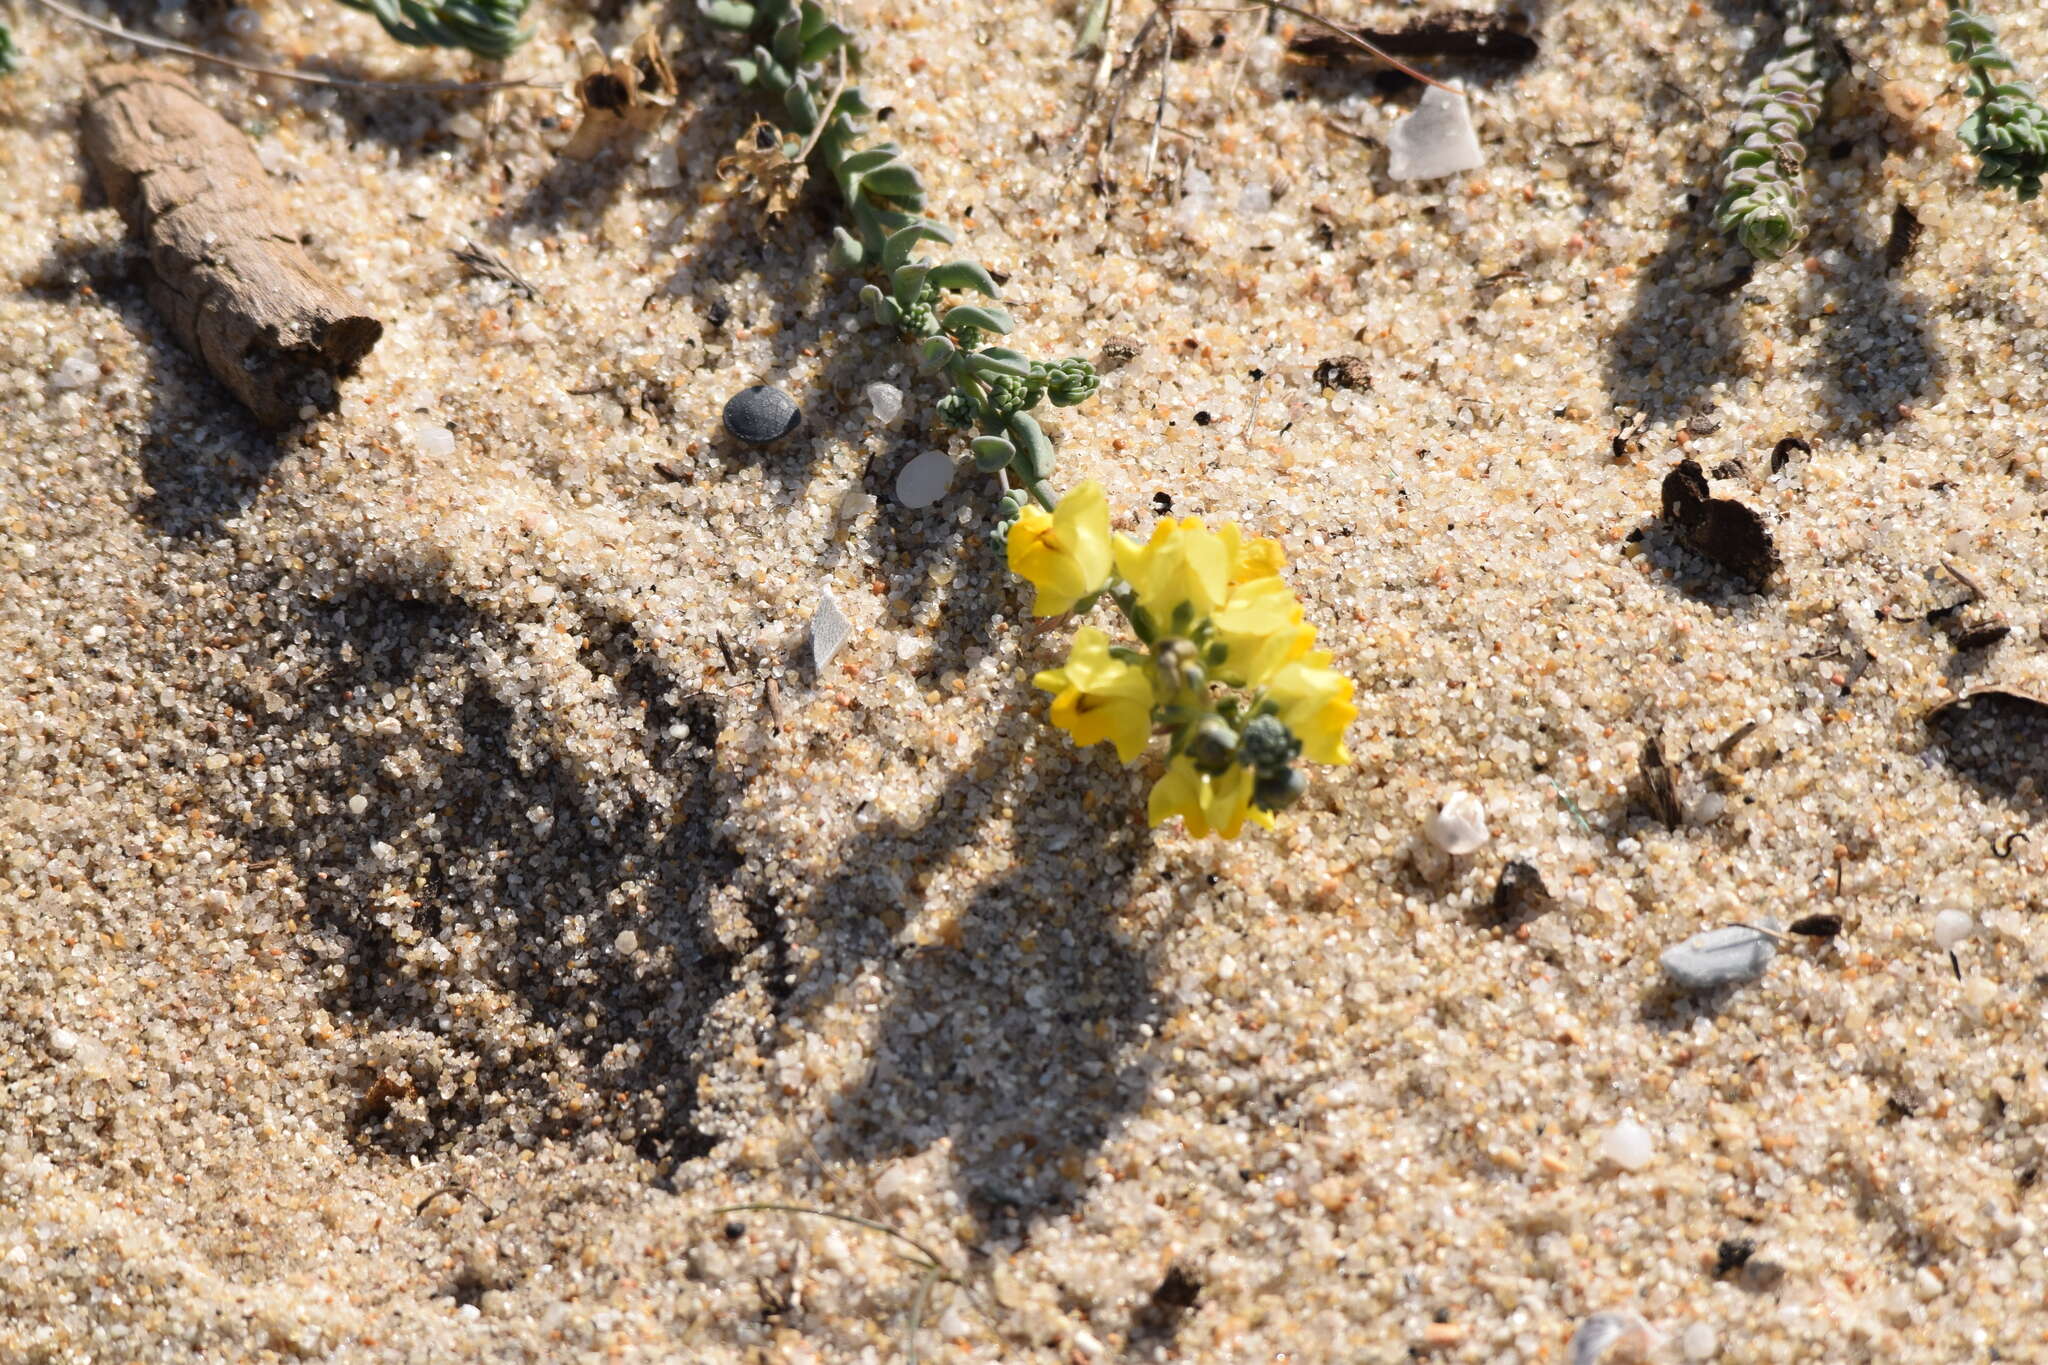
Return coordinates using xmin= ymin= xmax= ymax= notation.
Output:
xmin=1185 ymin=717 xmax=1239 ymax=773
xmin=1240 ymin=714 xmax=1302 ymax=776
xmin=1153 ymin=638 xmax=1204 ymax=694
xmin=1041 ymin=357 xmax=1101 ymax=407
xmin=1252 ymin=764 xmax=1309 ymax=813
xmin=934 ymin=392 xmax=976 ymax=428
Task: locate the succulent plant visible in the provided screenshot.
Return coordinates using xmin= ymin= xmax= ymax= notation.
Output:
xmin=1713 ymin=12 xmax=1829 ymax=261
xmin=1947 ymin=8 xmax=2048 ymax=200
xmin=700 ymin=0 xmax=1099 ymax=513
xmin=334 ymin=0 xmax=530 ymax=59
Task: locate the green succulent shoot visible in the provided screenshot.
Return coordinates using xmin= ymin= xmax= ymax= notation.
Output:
xmin=0 ymin=22 xmax=19 ymax=76
xmin=701 ymin=0 xmax=1100 ymax=527
xmin=1947 ymin=8 xmax=2048 ymax=201
xmin=1714 ymin=16 xmax=1830 ymax=261
xmin=334 ymin=0 xmax=531 ymax=60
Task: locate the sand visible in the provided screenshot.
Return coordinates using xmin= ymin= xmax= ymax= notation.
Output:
xmin=4 ymin=0 xmax=2048 ymax=1359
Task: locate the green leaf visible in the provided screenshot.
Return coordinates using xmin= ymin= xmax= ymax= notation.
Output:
xmin=1006 ymin=411 xmax=1055 ymax=483
xmin=861 ymin=161 xmax=924 ymax=199
xmin=699 ymin=0 xmax=756 ymax=28
xmin=771 ymin=15 xmax=802 ymax=67
xmin=965 ymin=350 xmax=1032 ymax=379
xmin=891 ymin=264 xmax=930 ymax=308
xmin=918 ymin=336 xmax=956 ymax=375
xmin=783 ymin=81 xmax=819 ymax=131
xmin=942 ymin=304 xmax=1014 ymax=336
xmin=970 ymin=436 xmax=1016 ymax=472
xmin=881 ymin=222 xmax=954 ymax=271
xmin=924 ymin=261 xmax=999 ymax=297
xmin=800 ymin=25 xmax=848 ymax=66
xmin=861 ymin=284 xmax=901 ymax=328
xmin=838 ymin=147 xmax=900 ymax=176
xmin=828 ymin=228 xmax=865 ymax=271
xmin=726 ymin=57 xmax=760 ymax=85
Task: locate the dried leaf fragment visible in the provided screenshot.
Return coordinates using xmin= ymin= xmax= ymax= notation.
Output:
xmin=1661 ymin=458 xmax=1780 ymax=593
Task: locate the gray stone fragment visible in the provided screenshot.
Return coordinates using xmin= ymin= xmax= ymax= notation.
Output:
xmin=810 ymin=588 xmax=850 ymax=671
xmin=722 ymin=385 xmax=800 ymax=444
xmin=1659 ymin=924 xmax=1777 ymax=991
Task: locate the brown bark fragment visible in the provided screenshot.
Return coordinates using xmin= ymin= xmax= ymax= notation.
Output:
xmin=80 ymin=64 xmax=382 ymax=428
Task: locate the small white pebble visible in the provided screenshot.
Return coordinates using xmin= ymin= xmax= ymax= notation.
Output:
xmin=1681 ymin=1322 xmax=1718 ymax=1360
xmin=348 ymin=794 xmax=369 ymax=816
xmin=409 ymin=420 xmax=457 ymax=459
xmin=1568 ymin=1311 xmax=1657 ymax=1364
xmin=47 ymin=1027 xmax=80 ymax=1060
xmin=446 ymin=111 xmax=484 ymax=140
xmin=895 ymin=633 xmax=923 ymax=661
xmin=1386 ymin=86 xmax=1484 ymax=181
xmin=895 ymin=450 xmax=955 ymax=509
xmin=866 ymin=381 xmax=904 ymax=425
xmin=838 ymin=488 xmax=877 ymax=520
xmin=1424 ymin=790 xmax=1488 ymax=855
xmin=1601 ymin=1118 xmax=1655 ymax=1172
xmin=614 ymin=930 xmax=639 ymax=955
xmin=52 ymin=355 xmax=100 ymax=390
xmin=1933 ymin=909 xmax=1974 ymax=952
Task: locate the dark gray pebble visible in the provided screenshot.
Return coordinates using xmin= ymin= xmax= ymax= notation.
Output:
xmin=723 ymin=385 xmax=800 ymax=444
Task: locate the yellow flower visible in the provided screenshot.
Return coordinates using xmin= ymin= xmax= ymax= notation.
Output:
xmin=1209 ymin=575 xmax=1314 ymax=687
xmin=1113 ymin=516 xmax=1230 ymax=629
xmin=1147 ymin=756 xmax=1275 ymax=839
xmin=1219 ymin=524 xmax=1287 ymax=584
xmin=1266 ymin=650 xmax=1357 ymax=765
xmin=1007 ymin=480 xmax=1112 ymax=616
xmin=1033 ymin=626 xmax=1156 ymax=763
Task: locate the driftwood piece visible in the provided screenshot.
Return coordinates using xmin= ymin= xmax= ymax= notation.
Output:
xmin=80 ymin=64 xmax=382 ymax=428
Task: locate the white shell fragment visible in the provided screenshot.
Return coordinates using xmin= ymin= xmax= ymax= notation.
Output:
xmin=894 ymin=450 xmax=955 ymax=509
xmin=1568 ymin=1311 xmax=1658 ymax=1365
xmin=809 ymin=588 xmax=851 ymax=671
xmin=1425 ymin=790 xmax=1489 ymax=855
xmin=1660 ymin=924 xmax=1776 ymax=991
xmin=1933 ymin=909 xmax=1974 ymax=952
xmin=1386 ymin=87 xmax=1484 ymax=182
xmin=1601 ymin=1119 xmax=1655 ymax=1171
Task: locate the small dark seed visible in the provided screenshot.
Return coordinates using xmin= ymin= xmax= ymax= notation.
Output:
xmin=1715 ymin=1238 xmax=1756 ymax=1276
xmin=1787 ymin=913 xmax=1841 ymax=939
xmin=1193 ymin=410 xmax=1212 ymax=426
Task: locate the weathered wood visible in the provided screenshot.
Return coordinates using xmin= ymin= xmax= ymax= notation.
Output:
xmin=80 ymin=64 xmax=382 ymax=428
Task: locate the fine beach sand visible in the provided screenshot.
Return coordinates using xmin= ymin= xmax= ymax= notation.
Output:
xmin=6 ymin=0 xmax=2048 ymax=1359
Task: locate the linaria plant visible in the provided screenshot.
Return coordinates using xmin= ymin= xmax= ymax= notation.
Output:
xmin=1946 ymin=7 xmax=2048 ymax=201
xmin=0 ymin=21 xmax=18 ymax=75
xmin=1713 ymin=4 xmax=1829 ymax=260
xmin=333 ymin=0 xmax=530 ymax=59
xmin=699 ymin=0 xmax=1354 ymax=837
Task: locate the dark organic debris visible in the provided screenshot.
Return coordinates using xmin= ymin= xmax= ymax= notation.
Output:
xmin=1489 ymin=859 xmax=1554 ymax=922
xmin=453 ymin=240 xmax=537 ymax=299
xmin=1715 ymin=1237 xmax=1757 ymax=1277
xmin=1313 ymin=354 xmax=1372 ymax=391
xmin=1885 ymin=203 xmax=1922 ymax=271
xmin=1702 ymin=257 xmax=1757 ymax=299
xmin=1788 ymin=913 xmax=1842 ymax=939
xmin=1927 ymin=687 xmax=2048 ymax=803
xmin=1769 ymin=435 xmax=1811 ymax=473
xmin=1638 ymin=736 xmax=1684 ymax=829
xmin=1953 ymin=621 xmax=2013 ymax=653
xmin=1286 ymin=12 xmax=1539 ymax=69
xmin=1135 ymin=1264 xmax=1203 ymax=1339
xmin=1661 ymin=459 xmax=1780 ymax=593
xmin=1709 ymin=459 xmax=1746 ymax=481
xmin=1611 ymin=412 xmax=1648 ymax=461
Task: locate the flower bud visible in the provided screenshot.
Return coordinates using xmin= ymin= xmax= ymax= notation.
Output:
xmin=1252 ymin=764 xmax=1309 ymax=813
xmin=1185 ymin=717 xmax=1239 ymax=773
xmin=1240 ymin=714 xmax=1302 ymax=776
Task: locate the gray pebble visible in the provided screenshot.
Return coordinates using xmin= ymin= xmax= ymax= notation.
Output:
xmin=1659 ymin=924 xmax=1777 ymax=991
xmin=722 ymin=385 xmax=800 ymax=445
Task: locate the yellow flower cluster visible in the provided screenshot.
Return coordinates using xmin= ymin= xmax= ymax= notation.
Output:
xmin=1011 ymin=480 xmax=1356 ymax=839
